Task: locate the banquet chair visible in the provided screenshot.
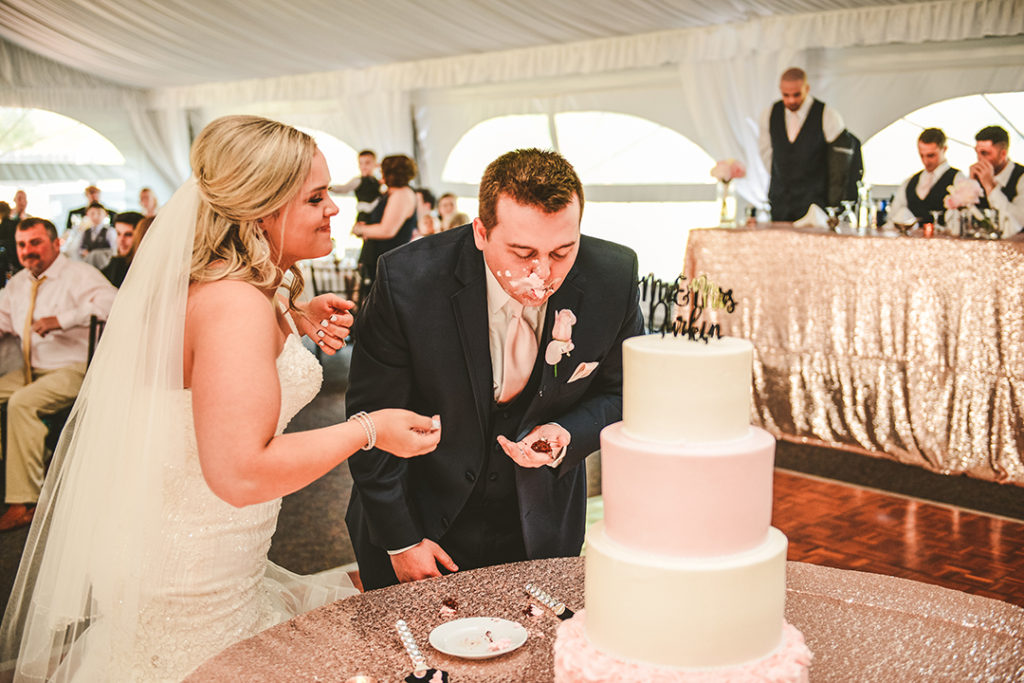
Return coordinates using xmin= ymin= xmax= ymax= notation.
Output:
xmin=307 ymin=261 xmax=360 ymax=358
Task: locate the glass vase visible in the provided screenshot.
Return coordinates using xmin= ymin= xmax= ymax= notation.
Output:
xmin=717 ymin=181 xmax=737 ymax=228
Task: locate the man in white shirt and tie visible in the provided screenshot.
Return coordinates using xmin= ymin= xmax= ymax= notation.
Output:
xmin=887 ymin=128 xmax=965 ymax=229
xmin=970 ymin=125 xmax=1024 ymax=234
xmin=0 ymin=218 xmax=116 ymax=531
xmin=345 ymin=148 xmax=643 ymax=589
xmin=759 ymin=67 xmax=846 ymax=222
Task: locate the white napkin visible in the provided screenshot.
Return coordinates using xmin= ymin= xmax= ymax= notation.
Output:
xmin=889 ymin=207 xmax=918 ymax=228
xmin=793 ymin=204 xmax=828 ymax=228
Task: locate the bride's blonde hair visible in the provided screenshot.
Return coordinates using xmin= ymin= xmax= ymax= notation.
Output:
xmin=189 ymin=115 xmax=316 ymax=309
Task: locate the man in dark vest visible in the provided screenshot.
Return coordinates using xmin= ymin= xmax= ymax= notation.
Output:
xmin=329 ymin=149 xmax=382 ymax=222
xmin=971 ymin=125 xmax=1024 ymax=233
xmin=759 ymin=67 xmax=846 ymax=222
xmin=888 ymin=128 xmax=965 ymax=227
xmin=345 ymin=148 xmax=643 ymax=589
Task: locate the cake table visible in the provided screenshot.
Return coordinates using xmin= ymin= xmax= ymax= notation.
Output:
xmin=185 ymin=557 xmax=1024 ymax=682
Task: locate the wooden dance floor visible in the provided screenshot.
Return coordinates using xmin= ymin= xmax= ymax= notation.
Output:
xmin=772 ymin=469 xmax=1024 ymax=607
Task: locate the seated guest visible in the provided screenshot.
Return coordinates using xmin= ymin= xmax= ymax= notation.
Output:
xmin=0 ymin=218 xmax=116 ymax=531
xmin=413 ymin=187 xmax=440 ymax=238
xmin=437 ymin=192 xmax=461 ymax=231
xmin=64 ymin=202 xmax=115 ymax=263
xmin=971 ymin=125 xmax=1024 ymax=233
xmin=65 ymin=184 xmax=107 ymax=232
xmin=101 ymin=212 xmax=147 ymax=287
xmin=888 ymin=128 xmax=965 ymax=227
xmin=447 ymin=211 xmax=471 ymax=230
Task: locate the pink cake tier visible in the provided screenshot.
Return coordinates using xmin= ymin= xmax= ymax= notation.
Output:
xmin=554 ymin=611 xmax=811 ymax=683
xmin=601 ymin=422 xmax=776 ymax=557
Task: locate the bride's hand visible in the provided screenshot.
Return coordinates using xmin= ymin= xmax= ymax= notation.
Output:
xmin=371 ymin=410 xmax=441 ymax=458
xmin=292 ymin=294 xmax=354 ymax=354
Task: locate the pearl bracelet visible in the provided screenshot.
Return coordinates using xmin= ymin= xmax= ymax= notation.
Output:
xmin=348 ymin=411 xmax=377 ymax=450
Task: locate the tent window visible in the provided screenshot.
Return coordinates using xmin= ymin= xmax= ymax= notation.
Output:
xmin=0 ymin=108 xmax=124 ymax=165
xmin=0 ymin=107 xmax=127 ymax=225
xmin=863 ymin=92 xmax=1024 ymax=187
xmin=441 ymin=111 xmax=718 ymax=278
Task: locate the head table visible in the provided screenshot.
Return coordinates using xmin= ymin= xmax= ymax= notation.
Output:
xmin=682 ymin=225 xmax=1024 ymax=486
xmin=186 ymin=557 xmax=1024 ymax=682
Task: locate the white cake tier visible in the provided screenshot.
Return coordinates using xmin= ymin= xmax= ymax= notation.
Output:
xmin=622 ymin=335 xmax=753 ymax=444
xmin=601 ymin=422 xmax=775 ymax=557
xmin=584 ymin=523 xmax=788 ymax=669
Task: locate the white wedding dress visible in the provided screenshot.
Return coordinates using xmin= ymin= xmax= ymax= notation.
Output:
xmin=97 ymin=334 xmax=357 ymax=682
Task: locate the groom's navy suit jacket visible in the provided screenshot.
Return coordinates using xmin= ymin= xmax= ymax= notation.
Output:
xmin=345 ymin=225 xmax=642 ymax=586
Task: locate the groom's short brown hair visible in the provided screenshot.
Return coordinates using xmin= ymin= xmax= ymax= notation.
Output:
xmin=477 ymin=148 xmax=584 ymax=235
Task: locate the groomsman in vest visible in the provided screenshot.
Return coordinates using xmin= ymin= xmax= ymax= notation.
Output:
xmin=970 ymin=125 xmax=1024 ymax=233
xmin=346 ymin=148 xmax=643 ymax=589
xmin=65 ymin=185 xmax=107 ymax=233
xmin=759 ymin=67 xmax=846 ymax=222
xmin=888 ymin=128 xmax=965 ymax=227
xmin=0 ymin=218 xmax=116 ymax=531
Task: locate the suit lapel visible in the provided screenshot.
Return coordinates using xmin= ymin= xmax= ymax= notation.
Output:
xmin=451 ymin=236 xmax=492 ymax=441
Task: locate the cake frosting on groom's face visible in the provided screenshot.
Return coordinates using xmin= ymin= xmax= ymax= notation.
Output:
xmin=471 ymin=148 xmax=584 ymax=308
xmin=472 ymin=194 xmax=580 ymax=307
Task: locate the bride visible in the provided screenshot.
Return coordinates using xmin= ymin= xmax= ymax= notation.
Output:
xmin=0 ymin=115 xmax=442 ymax=681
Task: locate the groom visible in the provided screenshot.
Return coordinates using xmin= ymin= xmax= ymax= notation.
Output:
xmin=345 ymin=148 xmax=642 ymax=589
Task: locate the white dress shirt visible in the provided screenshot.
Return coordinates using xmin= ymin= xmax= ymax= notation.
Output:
xmin=986 ymin=158 xmax=1024 ymax=233
xmin=758 ymin=97 xmax=846 ymax=171
xmin=485 ymin=261 xmax=546 ymax=401
xmin=888 ymin=161 xmax=966 ymax=224
xmin=0 ymin=254 xmax=117 ymax=371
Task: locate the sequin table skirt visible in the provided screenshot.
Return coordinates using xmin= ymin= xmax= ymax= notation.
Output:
xmin=684 ymin=226 xmax=1024 ymax=486
xmin=185 ymin=557 xmax=1024 ymax=681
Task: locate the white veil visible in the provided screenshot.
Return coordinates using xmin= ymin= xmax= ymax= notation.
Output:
xmin=0 ymin=177 xmax=199 ymax=681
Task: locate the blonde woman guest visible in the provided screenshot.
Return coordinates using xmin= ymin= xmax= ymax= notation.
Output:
xmin=0 ymin=116 xmax=441 ymax=682
xmin=437 ymin=192 xmax=460 ymax=231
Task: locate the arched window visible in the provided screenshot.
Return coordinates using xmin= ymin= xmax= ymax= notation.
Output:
xmin=863 ymin=93 xmax=1024 ymax=187
xmin=0 ymin=107 xmax=126 ymax=226
xmin=441 ymin=111 xmax=718 ymax=278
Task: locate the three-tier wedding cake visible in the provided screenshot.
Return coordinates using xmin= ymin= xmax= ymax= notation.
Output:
xmin=553 ymin=334 xmax=811 ymax=681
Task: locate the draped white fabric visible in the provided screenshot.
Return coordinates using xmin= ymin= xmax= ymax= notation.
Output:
xmin=0 ymin=0 xmax=1022 ymax=200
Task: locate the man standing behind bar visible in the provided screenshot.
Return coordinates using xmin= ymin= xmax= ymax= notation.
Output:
xmin=345 ymin=148 xmax=642 ymax=589
xmin=759 ymin=67 xmax=846 ymax=221
xmin=888 ymin=128 xmax=965 ymax=226
xmin=971 ymin=125 xmax=1024 ymax=233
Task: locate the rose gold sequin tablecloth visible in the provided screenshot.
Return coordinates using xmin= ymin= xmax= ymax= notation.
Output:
xmin=186 ymin=558 xmax=1024 ymax=682
xmin=684 ymin=226 xmax=1024 ymax=486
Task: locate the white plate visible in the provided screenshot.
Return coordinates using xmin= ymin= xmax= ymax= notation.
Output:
xmin=428 ymin=617 xmax=528 ymax=659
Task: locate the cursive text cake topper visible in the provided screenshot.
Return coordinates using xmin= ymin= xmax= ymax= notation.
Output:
xmin=638 ymin=272 xmax=737 ymax=343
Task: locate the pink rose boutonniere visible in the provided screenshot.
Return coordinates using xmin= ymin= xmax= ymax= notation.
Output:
xmin=545 ymin=309 xmax=576 ymax=377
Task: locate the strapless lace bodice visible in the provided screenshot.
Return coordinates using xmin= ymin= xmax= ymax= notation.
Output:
xmin=116 ymin=336 xmax=329 ymax=681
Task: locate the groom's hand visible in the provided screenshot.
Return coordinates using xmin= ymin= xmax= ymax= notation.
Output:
xmin=497 ymin=423 xmax=570 ymax=468
xmin=391 ymin=539 xmax=458 ymax=583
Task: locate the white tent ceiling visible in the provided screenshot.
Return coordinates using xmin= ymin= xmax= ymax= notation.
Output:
xmin=0 ymin=0 xmax=928 ymax=89
xmin=0 ymin=0 xmax=1021 ymax=224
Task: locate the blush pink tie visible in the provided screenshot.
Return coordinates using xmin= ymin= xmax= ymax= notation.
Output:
xmin=498 ymin=300 xmax=537 ymax=403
